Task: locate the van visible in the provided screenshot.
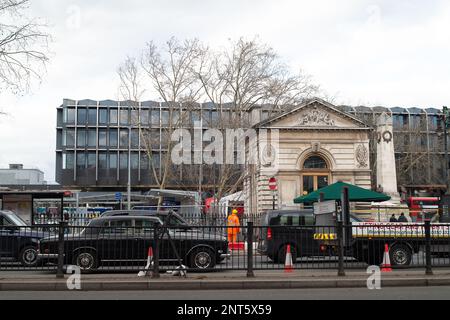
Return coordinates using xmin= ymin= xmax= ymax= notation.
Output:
xmin=257 ymin=209 xmax=318 ymax=263
xmin=257 ymin=209 xmax=362 ymax=263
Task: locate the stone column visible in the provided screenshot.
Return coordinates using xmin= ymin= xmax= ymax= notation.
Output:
xmin=376 ymin=112 xmax=401 ymax=203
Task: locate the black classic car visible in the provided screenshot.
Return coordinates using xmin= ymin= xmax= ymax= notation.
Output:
xmin=0 ymin=210 xmax=50 ymax=267
xmin=38 ymin=215 xmax=229 ymax=272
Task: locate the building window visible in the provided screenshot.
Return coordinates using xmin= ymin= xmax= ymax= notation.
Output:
xmin=87 ymin=130 xmax=96 ymax=147
xmin=150 ymin=129 xmax=160 ymax=149
xmin=77 ymin=129 xmax=86 ymax=147
xmin=99 ymin=109 xmax=108 ymax=125
xmin=140 ymin=109 xmax=149 ymax=125
xmin=131 ymin=129 xmax=139 ymax=148
xmin=99 ymin=129 xmax=107 ymax=147
xmin=151 ymin=108 xmax=160 ymax=126
xmin=152 ymin=153 xmax=161 ymax=169
xmin=109 ymin=109 xmax=118 ymax=125
xmin=140 ymin=153 xmax=149 ymax=170
xmin=88 ymin=108 xmax=97 ymax=125
xmin=172 ymin=109 xmax=180 ymax=126
xmin=77 ymin=108 xmax=87 ymax=125
xmin=131 ymin=109 xmax=139 ymax=125
xmin=109 ymin=153 xmax=117 ymax=169
xmin=119 ymin=152 xmax=128 ymax=169
xmin=190 ymin=110 xmax=200 ymax=125
xmin=64 ymin=108 xmax=75 ymax=124
xmin=76 ymin=152 xmax=86 ymax=170
xmin=120 ymin=109 xmax=129 ymax=125
xmin=87 ymin=153 xmax=96 ymax=169
xmin=109 ymin=130 xmax=118 ymax=148
xmin=63 ymin=153 xmax=74 ymax=170
xmin=161 ymin=110 xmax=170 ymax=126
xmin=98 ymin=153 xmax=107 ymax=169
xmin=303 ymin=156 xmax=327 ymax=169
xmin=64 ymin=129 xmax=75 ymax=147
xmin=131 ymin=153 xmax=139 ymax=169
xmin=120 ymin=129 xmax=129 ymax=148
xmin=211 ymin=110 xmax=219 ymax=124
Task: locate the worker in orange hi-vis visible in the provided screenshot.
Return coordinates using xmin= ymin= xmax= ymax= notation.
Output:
xmin=227 ymin=209 xmax=241 ymax=243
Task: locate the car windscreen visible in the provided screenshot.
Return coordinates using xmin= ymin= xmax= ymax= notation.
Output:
xmin=5 ymin=213 xmax=28 ymax=226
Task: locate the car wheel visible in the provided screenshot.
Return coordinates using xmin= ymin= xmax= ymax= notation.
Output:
xmin=73 ymin=251 xmax=98 ymax=273
xmin=19 ymin=246 xmax=39 ymax=267
xmin=390 ymin=244 xmax=412 ymax=266
xmin=189 ymin=248 xmax=216 ymax=270
xmin=277 ymin=244 xmax=297 ymax=264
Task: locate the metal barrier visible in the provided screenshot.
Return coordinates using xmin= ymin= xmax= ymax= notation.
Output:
xmin=1 ymin=221 xmax=450 ymax=276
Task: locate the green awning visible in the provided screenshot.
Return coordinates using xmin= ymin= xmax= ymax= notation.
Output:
xmin=293 ymin=181 xmax=391 ymax=204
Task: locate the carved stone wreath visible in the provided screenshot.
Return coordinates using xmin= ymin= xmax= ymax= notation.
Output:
xmin=300 ymin=107 xmax=335 ymax=126
xmin=356 ymin=145 xmax=369 ymax=168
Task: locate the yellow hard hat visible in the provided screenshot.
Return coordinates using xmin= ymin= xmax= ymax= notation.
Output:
xmin=232 ymin=209 xmax=238 ymax=215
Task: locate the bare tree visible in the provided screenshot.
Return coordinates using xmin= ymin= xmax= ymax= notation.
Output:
xmin=118 ymin=37 xmax=319 ymax=210
xmin=195 ymin=37 xmax=319 ymax=205
xmin=0 ymin=0 xmax=50 ymax=96
xmin=118 ymin=38 xmax=204 ymax=206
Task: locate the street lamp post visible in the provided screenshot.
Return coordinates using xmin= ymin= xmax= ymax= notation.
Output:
xmin=443 ymin=107 xmax=450 ymax=195
xmin=127 ymin=125 xmax=131 ymax=210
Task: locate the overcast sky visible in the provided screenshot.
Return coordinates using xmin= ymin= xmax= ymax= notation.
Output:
xmin=1 ymin=0 xmax=450 ymax=183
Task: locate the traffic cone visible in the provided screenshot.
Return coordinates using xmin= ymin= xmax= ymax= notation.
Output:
xmin=381 ymin=244 xmax=392 ymax=272
xmin=284 ymin=245 xmax=294 ymax=273
xmin=137 ymin=247 xmax=154 ymax=277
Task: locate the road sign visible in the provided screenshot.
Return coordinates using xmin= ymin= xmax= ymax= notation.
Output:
xmin=314 ymin=200 xmax=336 ymax=215
xmin=115 ymin=192 xmax=122 ymax=201
xmin=268 ymin=177 xmax=277 ymax=191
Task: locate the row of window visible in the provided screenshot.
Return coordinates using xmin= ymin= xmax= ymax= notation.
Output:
xmin=63 ymin=129 xmax=145 ymax=148
xmin=62 ymin=152 xmax=161 ymax=171
xmin=392 ymin=114 xmax=441 ymax=130
xmin=63 ymin=107 xmax=239 ymax=127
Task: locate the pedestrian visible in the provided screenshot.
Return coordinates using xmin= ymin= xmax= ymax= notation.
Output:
xmin=389 ymin=214 xmax=398 ymax=222
xmin=227 ymin=209 xmax=241 ymax=244
xmin=398 ymin=212 xmax=408 ymax=223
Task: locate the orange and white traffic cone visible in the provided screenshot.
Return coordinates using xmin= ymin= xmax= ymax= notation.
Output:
xmin=381 ymin=244 xmax=392 ymax=272
xmin=284 ymin=245 xmax=294 ymax=273
xmin=138 ymin=247 xmax=153 ymax=277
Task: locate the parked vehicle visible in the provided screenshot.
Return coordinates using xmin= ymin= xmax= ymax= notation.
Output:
xmin=0 ymin=211 xmax=50 ymax=267
xmin=257 ymin=210 xmax=362 ymax=263
xmin=100 ymin=210 xmax=190 ymax=228
xmin=38 ymin=215 xmax=230 ymax=272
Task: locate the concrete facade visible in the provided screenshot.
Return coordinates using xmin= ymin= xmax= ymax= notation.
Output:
xmin=244 ymin=99 xmax=373 ymax=214
xmin=0 ymin=164 xmax=46 ymax=185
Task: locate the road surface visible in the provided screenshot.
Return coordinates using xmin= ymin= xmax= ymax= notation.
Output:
xmin=1 ymin=286 xmax=450 ymax=300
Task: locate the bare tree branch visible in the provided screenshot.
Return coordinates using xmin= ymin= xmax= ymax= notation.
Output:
xmin=0 ymin=0 xmax=50 ymax=96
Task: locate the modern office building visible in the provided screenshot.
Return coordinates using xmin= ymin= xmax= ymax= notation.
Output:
xmin=55 ymin=98 xmax=447 ymax=196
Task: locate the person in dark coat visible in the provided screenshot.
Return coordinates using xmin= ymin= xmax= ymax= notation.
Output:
xmin=398 ymin=213 xmax=408 ymax=223
xmin=389 ymin=214 xmax=398 ymax=222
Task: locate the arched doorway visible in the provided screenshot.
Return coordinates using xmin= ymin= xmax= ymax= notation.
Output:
xmin=301 ymin=155 xmax=330 ymax=196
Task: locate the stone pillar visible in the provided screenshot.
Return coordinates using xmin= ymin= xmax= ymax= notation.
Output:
xmin=376 ymin=112 xmax=401 ymax=203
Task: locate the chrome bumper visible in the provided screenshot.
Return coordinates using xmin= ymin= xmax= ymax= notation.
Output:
xmin=220 ymin=254 xmax=231 ymax=260
xmin=37 ymin=253 xmax=59 ymax=259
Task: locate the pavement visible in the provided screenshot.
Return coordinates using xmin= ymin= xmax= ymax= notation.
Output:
xmin=2 ymin=268 xmax=450 ymax=291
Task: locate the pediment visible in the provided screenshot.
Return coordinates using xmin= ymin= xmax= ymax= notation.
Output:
xmin=256 ymin=98 xmax=369 ymax=130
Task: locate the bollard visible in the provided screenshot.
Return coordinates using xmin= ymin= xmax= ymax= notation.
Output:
xmin=337 ymin=221 xmax=346 ymax=277
xmin=152 ymin=225 xmax=160 ymax=279
xmin=246 ymin=222 xmax=255 ymax=278
xmin=56 ymin=221 xmax=67 ymax=279
xmin=424 ymin=220 xmax=433 ymax=275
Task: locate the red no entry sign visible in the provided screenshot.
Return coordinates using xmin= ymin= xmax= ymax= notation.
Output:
xmin=269 ymin=177 xmax=277 ymax=191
